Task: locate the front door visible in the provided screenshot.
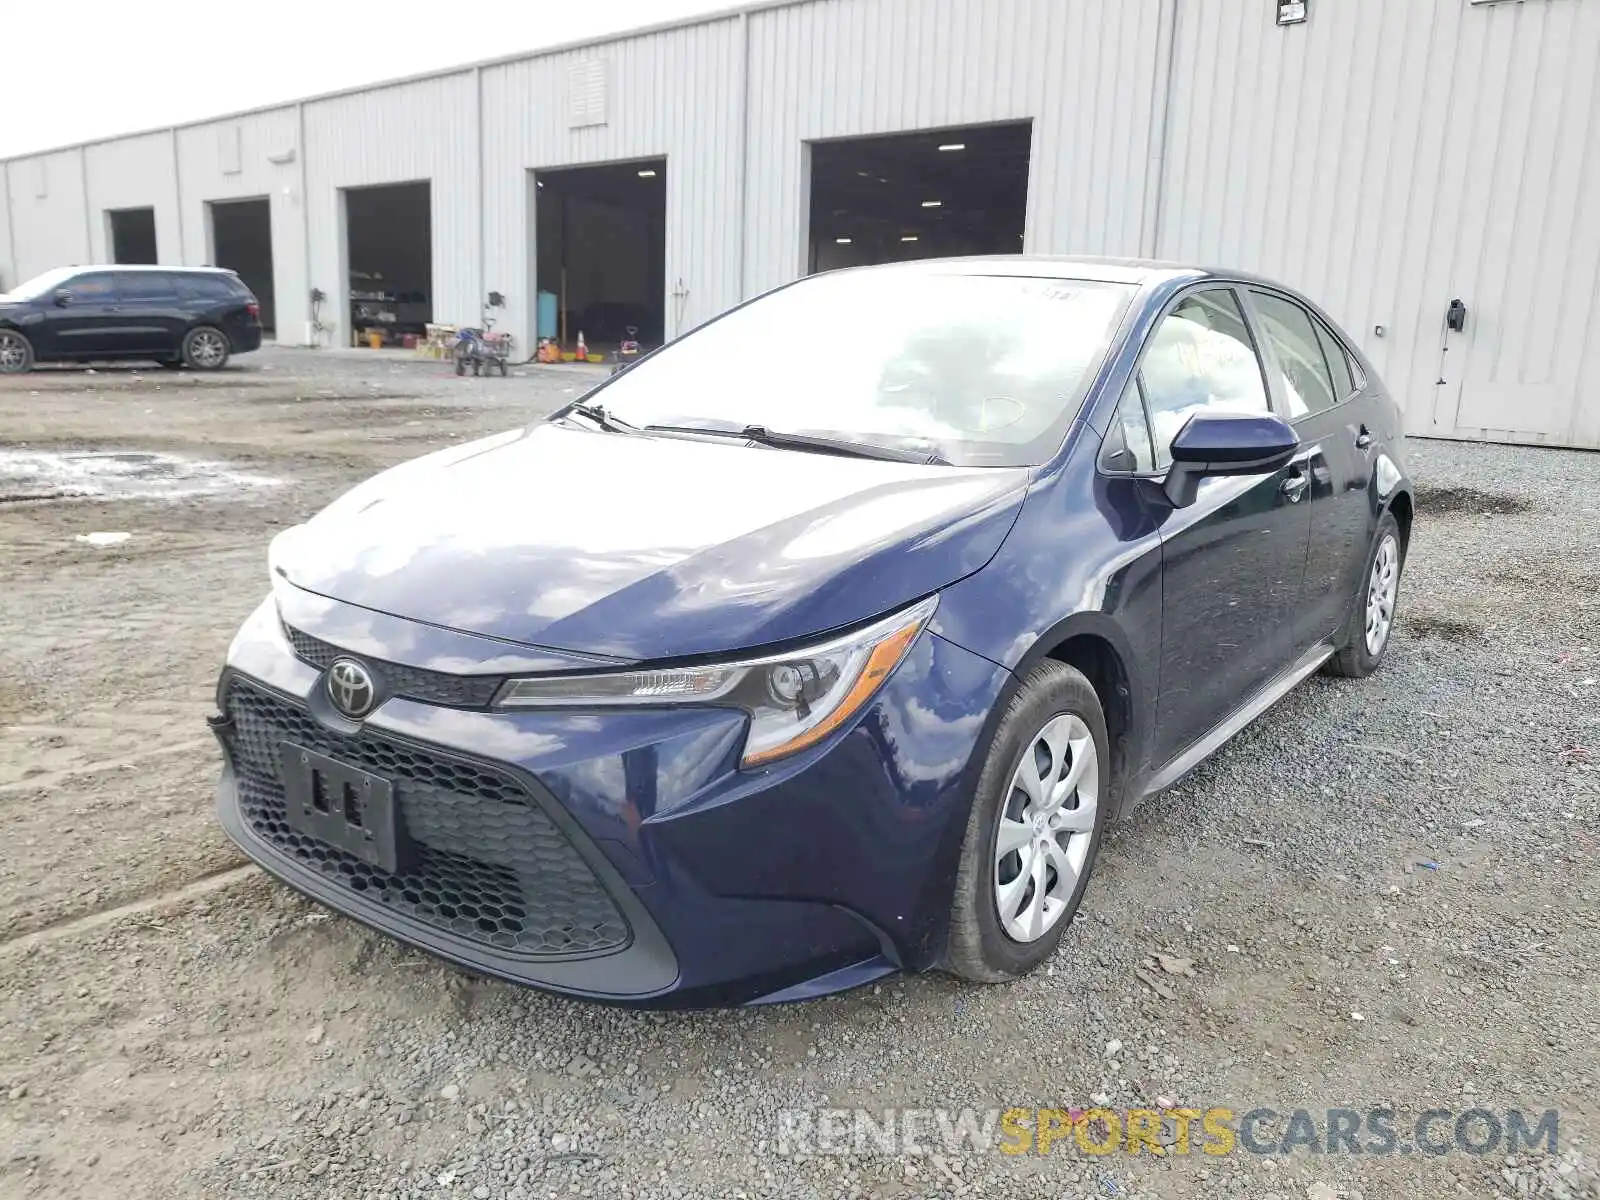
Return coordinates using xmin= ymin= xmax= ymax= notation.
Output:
xmin=1138 ymin=287 xmax=1314 ymax=765
xmin=47 ymin=272 xmax=134 ymax=358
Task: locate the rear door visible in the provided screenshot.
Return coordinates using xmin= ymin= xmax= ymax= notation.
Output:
xmin=48 ymin=272 xmax=130 ymax=358
xmin=1245 ymin=289 xmax=1374 ymax=650
xmin=1141 ymin=287 xmax=1315 ymax=765
xmin=114 ymin=271 xmax=185 ymax=355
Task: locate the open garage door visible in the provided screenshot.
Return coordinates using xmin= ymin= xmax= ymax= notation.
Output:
xmin=108 ymin=207 xmax=158 ymax=265
xmin=809 ymin=122 xmax=1033 ymax=272
xmin=535 ymin=160 xmax=666 ymax=352
xmin=209 ymin=198 xmax=276 ymax=334
xmin=343 ymin=181 xmax=432 ymax=347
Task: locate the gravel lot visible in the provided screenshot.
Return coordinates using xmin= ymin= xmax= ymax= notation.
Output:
xmin=1 ymin=349 xmax=1596 ymax=1200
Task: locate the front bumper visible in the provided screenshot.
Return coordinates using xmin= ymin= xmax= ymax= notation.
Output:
xmin=213 ymin=591 xmax=1010 ymax=1007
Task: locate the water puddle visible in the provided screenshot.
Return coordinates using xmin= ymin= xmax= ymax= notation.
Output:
xmin=0 ymin=450 xmax=282 ymax=503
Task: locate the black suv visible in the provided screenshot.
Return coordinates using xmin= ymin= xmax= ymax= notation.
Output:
xmin=0 ymin=265 xmax=263 ymax=373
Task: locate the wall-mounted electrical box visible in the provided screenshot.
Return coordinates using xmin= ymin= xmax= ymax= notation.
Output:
xmin=1277 ymin=1 xmax=1308 ymax=25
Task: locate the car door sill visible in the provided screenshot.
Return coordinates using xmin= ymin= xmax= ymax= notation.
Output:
xmin=1137 ymin=641 xmax=1336 ymax=803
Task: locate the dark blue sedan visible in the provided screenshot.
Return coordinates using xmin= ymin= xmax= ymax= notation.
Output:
xmin=212 ymin=258 xmax=1413 ymax=1006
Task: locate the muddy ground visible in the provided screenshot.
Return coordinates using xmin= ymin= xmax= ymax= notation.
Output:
xmin=0 ymin=350 xmax=1596 ymax=1200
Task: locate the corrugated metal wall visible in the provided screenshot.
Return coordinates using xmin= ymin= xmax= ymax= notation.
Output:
xmin=5 ymin=149 xmax=93 ymax=281
xmin=177 ymin=108 xmax=308 ymax=341
xmin=1157 ymin=0 xmax=1600 ymax=449
xmin=744 ymin=0 xmax=1163 ymax=295
xmin=304 ymin=72 xmax=481 ymax=346
xmin=481 ymin=18 xmax=745 ymax=348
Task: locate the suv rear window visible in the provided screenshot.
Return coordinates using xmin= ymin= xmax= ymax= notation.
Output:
xmin=176 ymin=273 xmax=251 ymax=302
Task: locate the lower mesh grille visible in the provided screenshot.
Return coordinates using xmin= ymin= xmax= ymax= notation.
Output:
xmin=221 ymin=679 xmax=630 ymax=958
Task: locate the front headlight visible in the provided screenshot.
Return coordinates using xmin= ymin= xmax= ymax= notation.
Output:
xmin=494 ymin=595 xmax=938 ymax=768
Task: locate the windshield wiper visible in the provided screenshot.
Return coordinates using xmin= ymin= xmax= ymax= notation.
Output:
xmin=560 ymin=402 xmax=637 ymax=433
xmin=644 ymin=422 xmax=952 ymax=466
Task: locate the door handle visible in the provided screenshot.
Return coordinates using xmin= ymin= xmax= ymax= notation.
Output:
xmin=1355 ymin=425 xmax=1373 ymax=451
xmin=1281 ymin=472 xmax=1310 ymax=503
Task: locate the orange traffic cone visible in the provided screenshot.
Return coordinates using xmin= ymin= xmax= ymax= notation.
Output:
xmin=576 ymin=331 xmax=588 ymax=361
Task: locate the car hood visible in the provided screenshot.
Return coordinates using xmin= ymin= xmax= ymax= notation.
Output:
xmin=271 ymin=423 xmax=1029 ymax=662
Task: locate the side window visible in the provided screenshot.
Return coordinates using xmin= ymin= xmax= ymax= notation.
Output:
xmin=1314 ymin=319 xmax=1358 ymax=400
xmin=1141 ymin=289 xmax=1271 ymax=469
xmin=1101 ymin=376 xmax=1156 ymax=474
xmin=63 ymin=272 xmax=116 ymax=301
xmin=117 ymin=272 xmax=177 ymax=303
xmin=1250 ymin=290 xmax=1338 ymax=419
xmin=176 ymin=274 xmax=237 ymax=302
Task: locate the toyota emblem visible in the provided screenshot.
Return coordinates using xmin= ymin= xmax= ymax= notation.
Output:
xmin=326 ymin=658 xmax=377 ymax=718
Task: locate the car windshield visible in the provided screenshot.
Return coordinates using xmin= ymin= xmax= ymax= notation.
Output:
xmin=589 ymin=271 xmax=1135 ymax=467
xmin=4 ymin=267 xmax=79 ymax=301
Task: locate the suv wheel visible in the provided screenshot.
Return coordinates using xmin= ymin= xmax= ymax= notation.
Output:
xmin=944 ymin=659 xmax=1109 ymax=982
xmin=182 ymin=326 xmax=230 ymax=370
xmin=0 ymin=330 xmax=34 ymax=374
xmin=1325 ymin=511 xmax=1404 ymax=678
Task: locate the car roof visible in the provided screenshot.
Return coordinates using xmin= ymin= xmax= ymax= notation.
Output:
xmin=62 ymin=264 xmax=239 ymax=275
xmin=830 ymin=254 xmax=1294 ymax=291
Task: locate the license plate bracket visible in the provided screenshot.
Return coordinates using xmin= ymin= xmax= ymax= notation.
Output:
xmin=280 ymin=742 xmax=406 ymax=874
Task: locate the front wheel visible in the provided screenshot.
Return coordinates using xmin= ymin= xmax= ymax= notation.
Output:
xmin=944 ymin=659 xmax=1109 ymax=982
xmin=0 ymin=329 xmax=34 ymax=374
xmin=1326 ymin=511 xmax=1404 ymax=678
xmin=182 ymin=326 xmax=230 ymax=370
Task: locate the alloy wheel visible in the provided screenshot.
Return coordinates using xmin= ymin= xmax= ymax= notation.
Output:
xmin=189 ymin=330 xmax=227 ymax=368
xmin=1365 ymin=533 xmax=1399 ymax=655
xmin=0 ymin=332 xmax=27 ymax=372
xmin=994 ymin=712 xmax=1099 ymax=943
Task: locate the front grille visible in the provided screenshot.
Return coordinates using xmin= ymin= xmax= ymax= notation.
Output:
xmin=221 ymin=679 xmax=630 ymax=958
xmin=283 ymin=625 xmax=504 ymax=708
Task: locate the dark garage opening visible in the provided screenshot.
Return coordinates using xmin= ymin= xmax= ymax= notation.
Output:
xmin=808 ymin=122 xmax=1033 ymax=272
xmin=535 ymin=159 xmax=666 ymax=350
xmin=343 ymin=181 xmax=432 ymax=346
xmin=108 ymin=207 xmax=158 ymax=265
xmin=209 ymin=198 xmax=276 ymax=334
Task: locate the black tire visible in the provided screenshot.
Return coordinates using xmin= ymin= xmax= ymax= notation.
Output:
xmin=944 ymin=659 xmax=1111 ymax=982
xmin=182 ymin=326 xmax=231 ymax=371
xmin=0 ymin=329 xmax=34 ymax=374
xmin=455 ymin=357 xmax=466 ymax=376
xmin=1325 ymin=511 xmax=1404 ymax=679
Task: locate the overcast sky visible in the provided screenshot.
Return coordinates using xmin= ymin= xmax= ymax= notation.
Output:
xmin=0 ymin=0 xmax=736 ymax=158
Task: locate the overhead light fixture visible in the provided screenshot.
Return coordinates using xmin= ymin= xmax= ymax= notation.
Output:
xmin=921 ymin=200 xmax=942 ymax=208
xmin=637 ymin=169 xmax=658 ymax=178
xmin=901 ymin=235 xmax=919 ymax=243
xmin=536 ymin=180 xmax=545 ymax=188
xmin=938 ymin=143 xmax=966 ymax=152
xmin=835 ymin=237 xmax=853 ymax=244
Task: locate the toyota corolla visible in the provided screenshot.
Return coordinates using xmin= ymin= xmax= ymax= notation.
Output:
xmin=211 ymin=258 xmax=1413 ymax=1006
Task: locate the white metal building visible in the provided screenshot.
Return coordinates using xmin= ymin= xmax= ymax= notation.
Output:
xmin=3 ymin=0 xmax=1597 ymax=448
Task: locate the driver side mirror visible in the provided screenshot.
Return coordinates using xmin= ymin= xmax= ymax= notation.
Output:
xmin=1162 ymin=411 xmax=1299 ymax=508
xmin=52 ymin=290 xmax=71 ymax=308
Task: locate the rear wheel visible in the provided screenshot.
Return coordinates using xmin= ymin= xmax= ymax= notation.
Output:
xmin=1326 ymin=511 xmax=1404 ymax=678
xmin=945 ymin=659 xmax=1109 ymax=982
xmin=0 ymin=329 xmax=34 ymax=374
xmin=182 ymin=326 xmax=230 ymax=370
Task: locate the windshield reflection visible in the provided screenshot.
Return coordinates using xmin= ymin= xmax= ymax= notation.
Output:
xmin=591 ymin=271 xmax=1134 ymax=468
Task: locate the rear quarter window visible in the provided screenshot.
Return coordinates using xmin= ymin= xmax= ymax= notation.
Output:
xmin=177 ymin=274 xmax=250 ymax=302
